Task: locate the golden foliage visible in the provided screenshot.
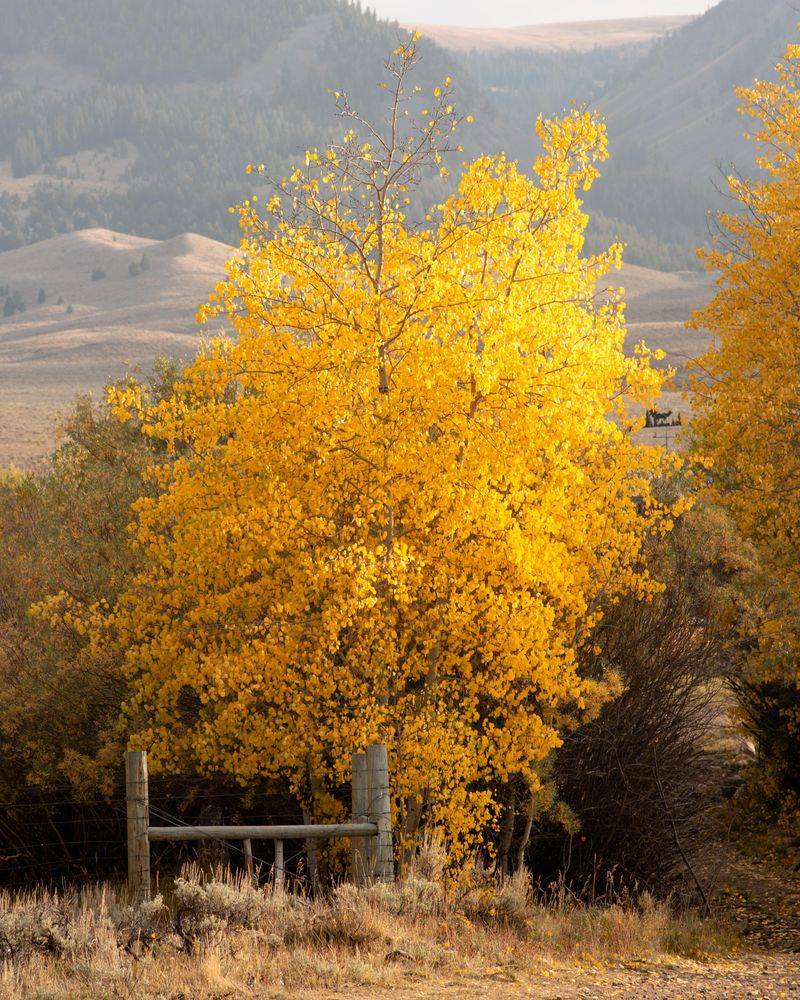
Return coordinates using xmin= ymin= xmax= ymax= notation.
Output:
xmin=50 ymin=41 xmax=678 ymax=860
xmin=690 ymin=41 xmax=800 ymax=802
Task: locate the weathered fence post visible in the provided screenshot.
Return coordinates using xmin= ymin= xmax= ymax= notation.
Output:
xmin=125 ymin=750 xmax=151 ymax=902
xmin=366 ymin=743 xmax=394 ymax=883
xmin=302 ymin=806 xmax=321 ymax=895
xmin=124 ymin=748 xmax=390 ymax=893
xmin=273 ymin=839 xmax=285 ymax=888
xmin=351 ymin=751 xmax=370 ymax=886
xmin=243 ymin=838 xmax=254 ymax=882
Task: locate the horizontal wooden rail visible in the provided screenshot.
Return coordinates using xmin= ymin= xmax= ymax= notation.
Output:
xmin=126 ymin=745 xmax=394 ymax=899
xmin=147 ymin=822 xmax=378 ymax=842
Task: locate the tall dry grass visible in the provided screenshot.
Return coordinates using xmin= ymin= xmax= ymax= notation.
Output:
xmin=0 ymin=843 xmax=737 ymax=999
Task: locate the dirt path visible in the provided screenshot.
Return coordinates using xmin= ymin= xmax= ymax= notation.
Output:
xmin=712 ymin=837 xmax=800 ymax=954
xmin=305 ymin=953 xmax=800 ymax=998
xmin=303 ymin=837 xmax=800 ymax=1000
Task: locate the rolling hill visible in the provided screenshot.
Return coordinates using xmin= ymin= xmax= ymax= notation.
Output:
xmin=0 ymin=228 xmax=232 ymax=465
xmin=1 ymin=0 xmax=795 ymax=273
xmin=591 ymin=0 xmax=799 ymax=247
xmin=0 ymin=0 xmax=514 ymax=252
xmin=457 ymin=0 xmax=798 ymax=259
xmin=0 ymin=0 xmax=785 ymax=464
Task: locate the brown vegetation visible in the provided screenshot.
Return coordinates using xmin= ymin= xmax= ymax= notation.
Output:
xmin=0 ymin=855 xmax=739 ymax=1000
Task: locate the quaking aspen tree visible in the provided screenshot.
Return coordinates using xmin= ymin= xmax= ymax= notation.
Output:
xmin=691 ymin=41 xmax=800 ymax=815
xmin=50 ymin=39 xmax=679 ymax=863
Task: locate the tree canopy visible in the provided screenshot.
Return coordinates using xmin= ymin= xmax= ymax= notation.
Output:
xmin=691 ymin=40 xmax=800 ymax=819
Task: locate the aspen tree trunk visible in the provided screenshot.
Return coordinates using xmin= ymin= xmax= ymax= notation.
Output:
xmin=516 ymin=794 xmax=536 ymax=873
xmin=399 ymin=793 xmax=423 ymax=875
xmin=497 ymin=785 xmax=517 ymax=875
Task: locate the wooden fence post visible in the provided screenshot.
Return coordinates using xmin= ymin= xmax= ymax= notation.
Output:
xmin=302 ymin=806 xmax=321 ymax=896
xmin=243 ymin=838 xmax=254 ymax=883
xmin=351 ymin=751 xmax=369 ymax=886
xmin=125 ymin=750 xmax=151 ymax=902
xmin=274 ymin=838 xmax=285 ymax=889
xmin=366 ymin=743 xmax=394 ymax=883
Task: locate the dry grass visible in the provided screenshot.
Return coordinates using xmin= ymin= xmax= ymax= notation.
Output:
xmin=0 ymin=846 xmax=738 ymax=1000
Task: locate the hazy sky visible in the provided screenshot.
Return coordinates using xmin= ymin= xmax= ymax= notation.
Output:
xmin=367 ymin=1 xmax=712 ymax=28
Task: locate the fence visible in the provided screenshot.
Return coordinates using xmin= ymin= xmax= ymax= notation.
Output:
xmin=125 ymin=744 xmax=394 ymax=901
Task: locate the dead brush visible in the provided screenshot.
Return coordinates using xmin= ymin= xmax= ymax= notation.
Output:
xmin=458 ymin=866 xmax=532 ymax=932
xmin=364 ymin=836 xmax=448 ymax=920
xmin=170 ymin=862 xmax=307 ymax=951
xmin=0 ymin=857 xmax=738 ymax=1000
xmin=0 ymin=882 xmax=164 ymax=964
xmin=286 ymin=884 xmax=392 ymax=950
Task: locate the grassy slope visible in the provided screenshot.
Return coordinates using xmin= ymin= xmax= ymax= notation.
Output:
xmin=589 ymin=0 xmax=797 ymax=246
xmin=2 ymin=0 xmax=790 ymax=269
xmin=0 ymin=228 xmax=232 ymax=465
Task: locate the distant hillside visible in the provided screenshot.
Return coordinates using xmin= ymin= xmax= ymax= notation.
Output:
xmin=0 ymin=0 xmax=795 ymax=272
xmin=453 ymin=0 xmax=799 ymax=267
xmin=0 ymin=0 xmax=325 ymax=85
xmin=0 ymin=228 xmax=232 ymax=465
xmin=592 ymin=0 xmax=798 ymax=250
xmin=0 ymin=0 xmax=515 ymax=251
xmin=408 ymin=15 xmax=695 ymax=54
